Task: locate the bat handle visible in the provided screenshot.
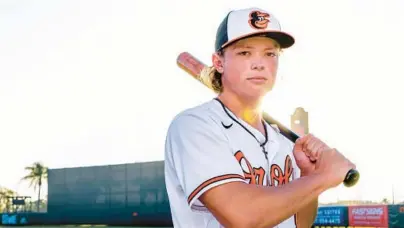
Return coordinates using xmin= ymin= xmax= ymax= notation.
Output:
xmin=279 ymin=128 xmax=360 ymax=187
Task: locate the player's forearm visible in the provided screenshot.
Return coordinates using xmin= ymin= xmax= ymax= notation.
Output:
xmin=296 ymin=197 xmax=318 ymax=228
xmin=295 ymin=171 xmax=319 ymax=228
xmin=242 ymin=174 xmax=327 ymax=228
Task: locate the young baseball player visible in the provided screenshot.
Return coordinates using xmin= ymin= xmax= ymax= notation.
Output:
xmin=164 ymin=7 xmax=356 ymax=228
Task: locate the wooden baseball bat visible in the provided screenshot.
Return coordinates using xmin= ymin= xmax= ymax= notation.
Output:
xmin=176 ymin=51 xmax=359 ymax=188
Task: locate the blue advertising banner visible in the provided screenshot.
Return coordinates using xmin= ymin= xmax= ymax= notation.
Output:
xmin=388 ymin=204 xmax=404 ymax=228
xmin=1 ymin=213 xmax=28 ymax=225
xmin=313 ymin=206 xmax=348 ymax=226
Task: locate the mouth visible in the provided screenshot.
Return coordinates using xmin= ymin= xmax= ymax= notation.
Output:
xmin=247 ymin=77 xmax=268 ymax=81
xmin=247 ymin=77 xmax=268 ymax=85
xmin=256 ymin=20 xmax=268 ymax=26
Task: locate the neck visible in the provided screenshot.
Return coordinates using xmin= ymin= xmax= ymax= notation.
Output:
xmin=217 ymin=92 xmax=264 ymax=129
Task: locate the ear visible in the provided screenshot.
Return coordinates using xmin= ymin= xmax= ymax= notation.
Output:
xmin=212 ymin=52 xmax=224 ymax=73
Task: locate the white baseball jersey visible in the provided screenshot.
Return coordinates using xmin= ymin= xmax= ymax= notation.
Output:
xmin=164 ymin=98 xmax=301 ymax=228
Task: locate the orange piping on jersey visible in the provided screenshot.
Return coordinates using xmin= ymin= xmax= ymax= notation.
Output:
xmin=187 ymin=174 xmax=245 ymax=204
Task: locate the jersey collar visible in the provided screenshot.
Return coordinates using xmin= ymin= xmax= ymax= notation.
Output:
xmin=213 ymin=98 xmax=269 ymax=145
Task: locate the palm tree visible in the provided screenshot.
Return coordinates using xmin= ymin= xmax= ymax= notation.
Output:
xmin=381 ymin=198 xmax=390 ymax=204
xmin=21 ymin=162 xmax=48 ymax=212
xmin=0 ymin=187 xmax=16 ymax=212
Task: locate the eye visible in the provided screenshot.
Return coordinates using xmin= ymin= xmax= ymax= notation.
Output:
xmin=237 ymin=51 xmax=250 ymax=56
xmin=266 ymin=52 xmax=278 ymax=57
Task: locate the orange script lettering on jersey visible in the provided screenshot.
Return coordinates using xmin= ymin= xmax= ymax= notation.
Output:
xmin=234 ymin=151 xmax=265 ymax=185
xmin=270 ymin=155 xmax=294 ymax=186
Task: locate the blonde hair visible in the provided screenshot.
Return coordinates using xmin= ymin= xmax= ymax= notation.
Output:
xmin=199 ymin=50 xmax=224 ymax=94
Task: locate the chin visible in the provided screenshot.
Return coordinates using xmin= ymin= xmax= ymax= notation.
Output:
xmin=242 ymin=89 xmax=268 ymax=101
xmin=248 ymin=85 xmax=272 ymax=96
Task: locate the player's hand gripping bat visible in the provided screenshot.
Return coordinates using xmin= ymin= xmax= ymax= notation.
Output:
xmin=176 ymin=51 xmax=360 ymax=188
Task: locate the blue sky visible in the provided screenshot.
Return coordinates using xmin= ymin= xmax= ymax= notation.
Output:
xmin=1 ymin=0 xmax=403 ymax=204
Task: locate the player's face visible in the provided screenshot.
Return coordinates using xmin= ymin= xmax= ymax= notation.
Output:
xmin=217 ymin=36 xmax=280 ymax=100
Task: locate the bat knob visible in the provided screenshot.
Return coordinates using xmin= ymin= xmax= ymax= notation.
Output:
xmin=343 ymin=169 xmax=360 ymax=187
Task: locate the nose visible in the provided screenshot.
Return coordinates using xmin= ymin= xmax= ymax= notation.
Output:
xmin=250 ymin=58 xmax=265 ymax=71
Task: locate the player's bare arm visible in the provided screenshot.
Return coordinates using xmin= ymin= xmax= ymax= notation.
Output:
xmin=199 ymin=175 xmax=324 ymax=228
xmin=295 ymin=197 xmax=318 ymax=228
xmin=200 ymin=140 xmax=355 ymax=228
xmin=293 ymin=134 xmax=328 ymax=227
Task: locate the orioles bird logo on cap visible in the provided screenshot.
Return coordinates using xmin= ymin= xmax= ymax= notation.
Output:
xmin=249 ymin=11 xmax=270 ymax=29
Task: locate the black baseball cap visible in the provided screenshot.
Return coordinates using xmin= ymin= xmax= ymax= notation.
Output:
xmin=215 ymin=7 xmax=295 ymax=52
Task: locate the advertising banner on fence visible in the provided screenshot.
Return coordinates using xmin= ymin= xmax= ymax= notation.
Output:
xmin=388 ymin=204 xmax=404 ymax=227
xmin=348 ymin=205 xmax=388 ymax=227
xmin=313 ymin=206 xmax=348 ymax=226
xmin=1 ymin=214 xmax=28 ymax=225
